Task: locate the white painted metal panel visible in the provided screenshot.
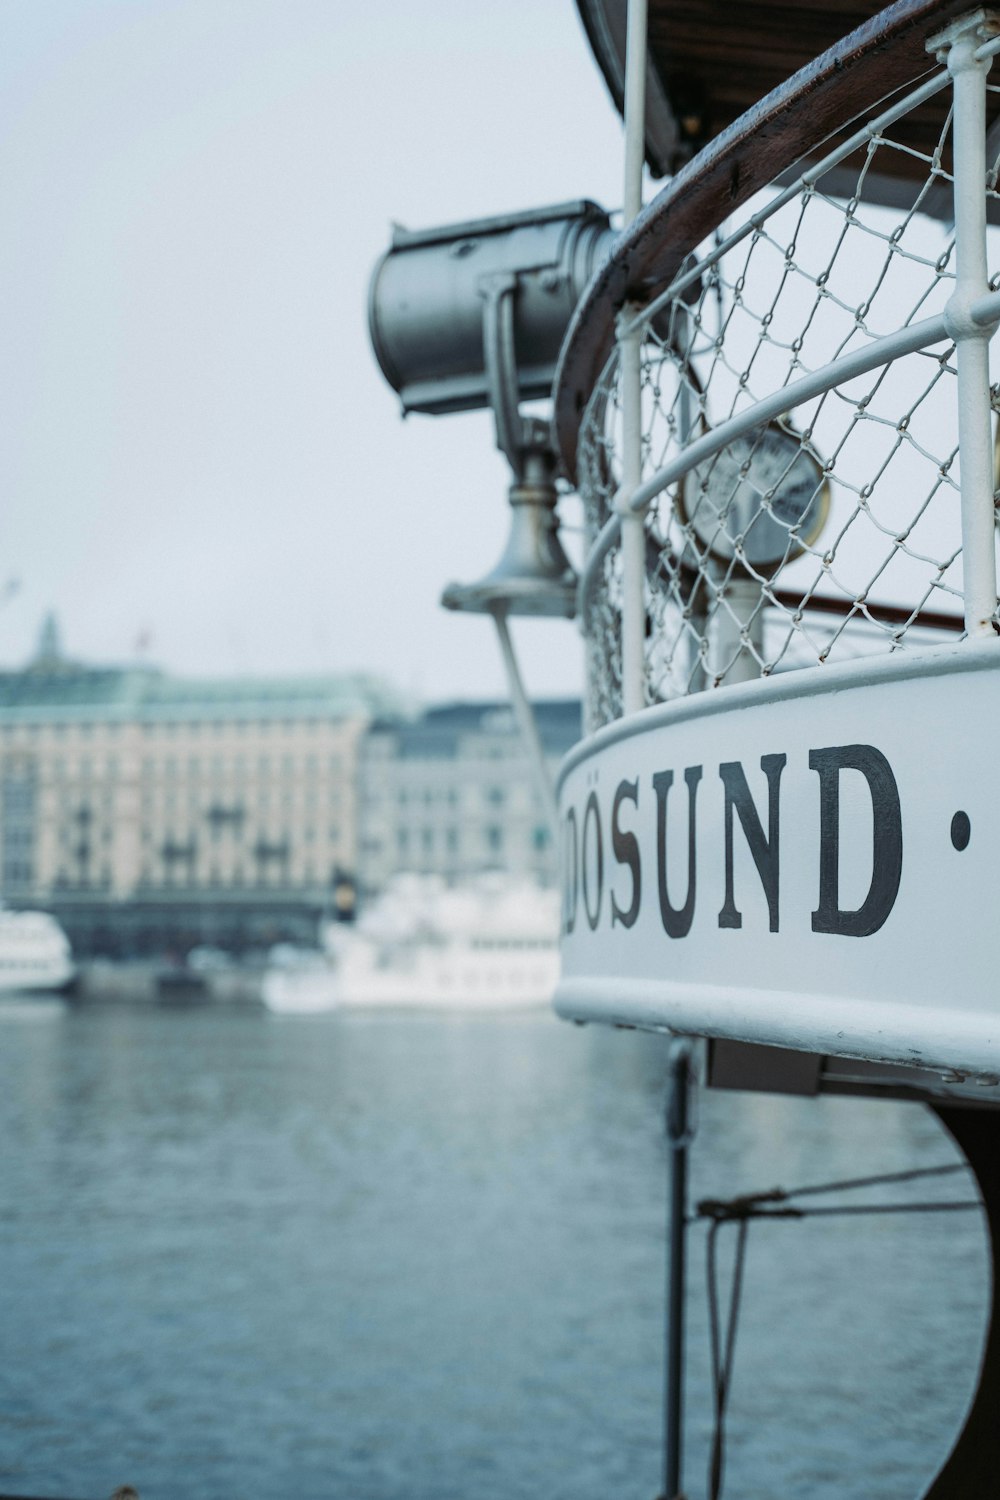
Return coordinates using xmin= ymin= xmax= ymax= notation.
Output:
xmin=556 ymin=643 xmax=1000 ymax=1080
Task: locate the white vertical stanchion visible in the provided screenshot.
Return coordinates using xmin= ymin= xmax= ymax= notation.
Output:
xmin=619 ymin=314 xmax=646 ymax=715
xmin=622 ymin=0 xmax=648 ymax=226
xmin=618 ymin=0 xmax=649 ymax=718
xmin=937 ymin=15 xmax=1000 ymax=638
xmin=710 ymin=577 xmax=765 ymax=685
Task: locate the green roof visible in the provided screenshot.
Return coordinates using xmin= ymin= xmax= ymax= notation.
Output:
xmin=0 ymin=664 xmax=405 ymax=724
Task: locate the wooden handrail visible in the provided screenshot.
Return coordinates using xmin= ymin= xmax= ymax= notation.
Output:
xmin=554 ymin=0 xmax=978 ymax=482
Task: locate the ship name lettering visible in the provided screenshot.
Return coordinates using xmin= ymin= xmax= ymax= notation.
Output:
xmin=561 ymin=744 xmax=902 ymax=939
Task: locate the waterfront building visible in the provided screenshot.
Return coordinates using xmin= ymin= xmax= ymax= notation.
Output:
xmin=0 ymin=622 xmax=579 ymax=953
xmin=0 ymin=620 xmax=402 ymax=954
xmin=356 ymin=700 xmax=580 ymax=893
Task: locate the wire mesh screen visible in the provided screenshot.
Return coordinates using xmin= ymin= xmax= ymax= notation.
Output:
xmin=578 ymin=62 xmax=1000 ymax=730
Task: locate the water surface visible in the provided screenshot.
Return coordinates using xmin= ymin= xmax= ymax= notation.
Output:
xmin=0 ymin=1004 xmax=987 ymax=1499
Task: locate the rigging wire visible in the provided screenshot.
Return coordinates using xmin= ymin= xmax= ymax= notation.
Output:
xmin=705 ymin=1217 xmax=748 ymax=1500
xmin=696 ymin=1161 xmax=983 ymax=1500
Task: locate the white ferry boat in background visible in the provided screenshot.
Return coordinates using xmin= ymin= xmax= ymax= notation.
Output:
xmin=262 ymin=875 xmax=559 ymax=1014
xmin=0 ymin=909 xmax=74 ymax=994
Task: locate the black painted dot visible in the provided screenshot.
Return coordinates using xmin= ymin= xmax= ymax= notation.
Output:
xmin=951 ymin=811 xmax=971 ymax=851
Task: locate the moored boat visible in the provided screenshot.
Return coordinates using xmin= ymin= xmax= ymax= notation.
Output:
xmin=368 ymin=3 xmax=1000 ymax=1492
xmin=0 ymin=908 xmax=74 ymax=995
xmin=262 ymin=874 xmax=559 ymax=1013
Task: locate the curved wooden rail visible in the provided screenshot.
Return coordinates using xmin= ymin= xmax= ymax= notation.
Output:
xmin=554 ymin=0 xmax=979 ymax=483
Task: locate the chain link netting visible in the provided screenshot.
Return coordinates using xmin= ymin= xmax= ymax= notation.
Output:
xmin=579 ymin=68 xmax=1000 ymax=730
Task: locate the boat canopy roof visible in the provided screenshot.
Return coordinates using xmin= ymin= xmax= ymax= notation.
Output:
xmin=576 ymin=0 xmax=992 ymax=183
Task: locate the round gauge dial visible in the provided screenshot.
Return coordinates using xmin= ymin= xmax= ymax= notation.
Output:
xmin=680 ymin=421 xmax=829 ymax=570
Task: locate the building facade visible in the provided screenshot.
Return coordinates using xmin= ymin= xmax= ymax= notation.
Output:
xmin=357 ymin=700 xmax=580 ymax=893
xmin=0 ymin=626 xmax=402 ymax=954
xmin=0 ymin=626 xmax=580 ymax=954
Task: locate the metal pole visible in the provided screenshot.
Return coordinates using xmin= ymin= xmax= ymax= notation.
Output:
xmin=619 ymin=313 xmax=646 ymax=715
xmin=937 ymin=17 xmax=1000 ymax=637
xmin=618 ymin=0 xmax=649 ymax=718
xmin=490 ymin=604 xmax=559 ymax=841
xmin=663 ymin=1040 xmax=694 ymax=1500
xmin=710 ymin=576 xmax=764 ymax=686
xmin=623 ymin=0 xmax=648 ymax=224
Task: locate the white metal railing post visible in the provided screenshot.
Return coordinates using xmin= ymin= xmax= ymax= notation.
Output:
xmin=618 ymin=314 xmax=646 ymax=715
xmin=618 ymin=0 xmax=649 ymax=717
xmin=709 ymin=576 xmax=765 ymax=685
xmin=935 ymin=11 xmax=1000 ymax=637
xmin=622 ymin=0 xmax=648 ymax=226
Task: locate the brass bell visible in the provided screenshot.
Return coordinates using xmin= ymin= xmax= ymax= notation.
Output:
xmin=441 ymin=451 xmax=577 ymax=618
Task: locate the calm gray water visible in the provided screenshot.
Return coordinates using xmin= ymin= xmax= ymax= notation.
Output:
xmin=0 ymin=1003 xmax=987 ymax=1500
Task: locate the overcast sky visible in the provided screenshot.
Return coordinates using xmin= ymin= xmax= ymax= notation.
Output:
xmin=0 ymin=1 xmax=629 ymax=700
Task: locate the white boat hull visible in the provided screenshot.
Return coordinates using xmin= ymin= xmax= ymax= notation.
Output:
xmin=263 ymin=948 xmax=559 ymax=1014
xmin=262 ymin=877 xmax=560 ymax=1014
xmin=0 ymin=911 xmax=75 ymax=995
